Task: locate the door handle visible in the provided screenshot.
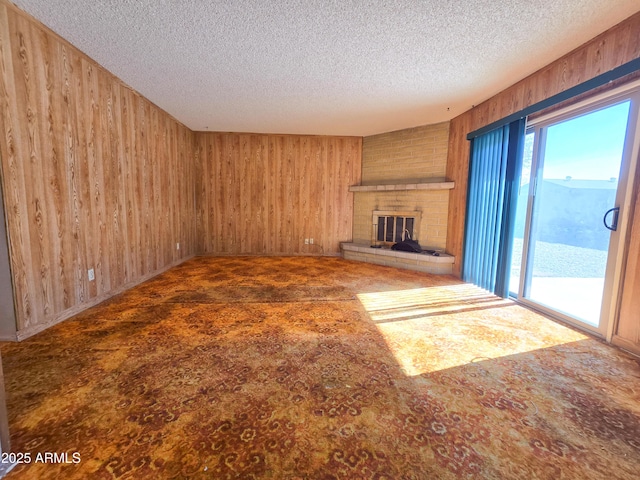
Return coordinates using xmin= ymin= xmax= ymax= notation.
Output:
xmin=603 ymin=207 xmax=620 ymax=231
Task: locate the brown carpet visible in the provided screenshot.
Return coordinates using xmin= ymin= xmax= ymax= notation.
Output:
xmin=165 ymin=285 xmax=354 ymax=304
xmin=1 ymin=256 xmax=639 ymax=479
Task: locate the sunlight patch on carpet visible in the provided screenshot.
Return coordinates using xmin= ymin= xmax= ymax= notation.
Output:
xmin=358 ymin=284 xmax=589 ymax=376
xmin=3 ymin=257 xmax=639 ymax=479
xmin=357 ymin=284 xmax=511 ymax=322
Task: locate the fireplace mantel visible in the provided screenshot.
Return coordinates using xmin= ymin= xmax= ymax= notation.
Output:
xmin=349 ymin=180 xmax=454 ymax=192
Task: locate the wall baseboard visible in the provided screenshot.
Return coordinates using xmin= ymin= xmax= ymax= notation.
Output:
xmin=14 ymin=255 xmax=195 ymax=342
xmin=611 ymin=334 xmax=640 ymax=357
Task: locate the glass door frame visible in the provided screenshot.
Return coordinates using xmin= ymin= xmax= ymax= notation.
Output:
xmin=515 ymin=80 xmax=640 ymax=339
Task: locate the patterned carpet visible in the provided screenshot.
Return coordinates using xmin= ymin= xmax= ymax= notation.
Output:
xmin=1 ymin=256 xmax=639 ymax=479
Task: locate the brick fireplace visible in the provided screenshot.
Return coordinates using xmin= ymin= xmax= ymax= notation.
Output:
xmin=342 ymin=122 xmax=455 ymax=274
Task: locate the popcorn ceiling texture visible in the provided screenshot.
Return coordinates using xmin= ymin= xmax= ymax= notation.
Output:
xmin=11 ymin=0 xmax=640 ymax=136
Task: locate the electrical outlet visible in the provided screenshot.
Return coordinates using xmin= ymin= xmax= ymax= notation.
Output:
xmin=176 ymin=242 xmax=180 ymax=250
xmin=88 ymin=268 xmax=95 ymax=281
xmin=310 ymin=238 xmax=314 ymax=244
xmin=304 ymin=238 xmax=309 ymax=245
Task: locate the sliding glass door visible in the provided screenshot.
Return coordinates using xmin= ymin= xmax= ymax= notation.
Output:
xmin=511 ymin=86 xmax=640 ymax=336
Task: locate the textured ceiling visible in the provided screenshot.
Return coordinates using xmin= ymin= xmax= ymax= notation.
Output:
xmin=11 ymin=0 xmax=640 ymax=136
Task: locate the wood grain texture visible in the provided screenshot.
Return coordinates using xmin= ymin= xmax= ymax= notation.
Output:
xmin=195 ymin=133 xmax=361 ymax=256
xmin=446 ymin=11 xmax=640 ymax=278
xmin=0 ymin=1 xmax=197 ymax=336
xmin=614 ymin=175 xmax=640 ymax=355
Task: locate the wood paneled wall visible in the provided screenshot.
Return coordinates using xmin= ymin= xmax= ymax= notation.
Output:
xmin=614 ymin=177 xmax=640 ymax=355
xmin=446 ymin=11 xmax=640 ymax=277
xmin=0 ymin=1 xmax=197 ymax=338
xmin=195 ymin=133 xmax=361 ymax=255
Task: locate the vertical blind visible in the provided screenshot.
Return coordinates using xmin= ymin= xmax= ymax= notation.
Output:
xmin=463 ymin=119 xmax=524 ymax=297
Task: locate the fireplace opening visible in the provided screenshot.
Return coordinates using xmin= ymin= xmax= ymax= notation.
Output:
xmin=372 ymin=210 xmax=421 ymax=246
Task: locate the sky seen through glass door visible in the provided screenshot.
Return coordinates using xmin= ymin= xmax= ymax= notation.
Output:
xmin=542 ymin=101 xmax=630 ymax=180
